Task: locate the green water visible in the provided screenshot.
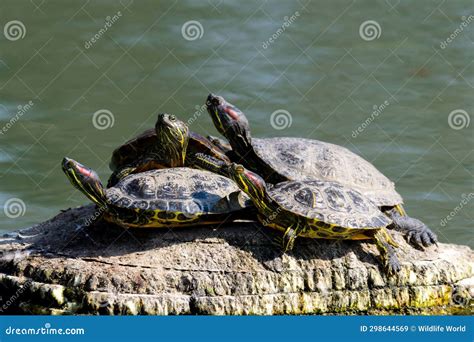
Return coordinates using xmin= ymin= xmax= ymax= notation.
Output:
xmin=0 ymin=1 xmax=472 ymax=247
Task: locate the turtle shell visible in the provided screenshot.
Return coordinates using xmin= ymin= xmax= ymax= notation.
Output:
xmin=106 ymin=168 xmax=249 ymax=216
xmin=109 ymin=128 xmax=156 ymax=171
xmin=269 ymin=180 xmax=392 ymax=229
xmin=109 ymin=130 xmax=229 ymax=171
xmin=252 ymin=137 xmax=403 ymax=207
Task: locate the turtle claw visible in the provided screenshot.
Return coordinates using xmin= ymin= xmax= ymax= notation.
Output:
xmin=427 ymin=230 xmax=438 ymax=245
xmin=413 ymin=233 xmax=424 ymax=249
xmin=385 ymin=244 xmax=401 ymax=275
xmin=407 ymin=227 xmax=438 ymax=249
xmin=387 ymin=211 xmax=438 ymax=248
xmin=387 ymin=257 xmax=401 ymax=275
xmin=421 ymin=231 xmax=436 ymax=247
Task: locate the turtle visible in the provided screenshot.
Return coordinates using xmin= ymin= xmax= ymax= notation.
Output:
xmin=62 ymin=157 xmax=252 ymax=228
xmin=205 ymin=93 xmax=437 ymax=248
xmin=108 ymin=113 xmax=230 ymax=187
xmin=227 ymin=163 xmax=401 ymax=274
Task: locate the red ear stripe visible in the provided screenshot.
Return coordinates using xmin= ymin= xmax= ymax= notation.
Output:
xmin=246 ymin=172 xmax=262 ymax=186
xmin=76 ymin=165 xmax=92 ymax=178
xmin=225 ymin=107 xmax=240 ymax=120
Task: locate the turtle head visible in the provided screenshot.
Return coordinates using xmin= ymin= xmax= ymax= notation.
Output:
xmin=155 ymin=113 xmax=190 ymax=166
xmin=228 ymin=163 xmax=267 ymax=203
xmin=206 ymin=94 xmax=251 ymax=150
xmin=61 ymin=157 xmax=107 ymax=207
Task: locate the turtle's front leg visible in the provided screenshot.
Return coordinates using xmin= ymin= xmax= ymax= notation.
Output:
xmin=373 ymin=228 xmax=401 ymax=275
xmin=107 ymin=166 xmax=137 ymax=187
xmin=384 ymin=206 xmax=437 ymax=248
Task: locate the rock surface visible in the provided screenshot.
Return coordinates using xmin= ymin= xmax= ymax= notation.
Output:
xmin=0 ymin=205 xmax=472 ymax=315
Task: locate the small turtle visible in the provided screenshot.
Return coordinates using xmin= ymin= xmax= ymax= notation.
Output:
xmin=227 ymin=163 xmax=401 ymax=274
xmin=62 ymin=158 xmax=251 ymax=228
xmin=206 ymin=94 xmax=437 ymax=248
xmin=108 ymin=113 xmax=230 ymax=187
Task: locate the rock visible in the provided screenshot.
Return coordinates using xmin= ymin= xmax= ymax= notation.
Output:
xmin=0 ymin=205 xmax=472 ymax=315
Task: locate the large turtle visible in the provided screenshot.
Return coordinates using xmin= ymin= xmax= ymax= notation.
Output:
xmin=108 ymin=113 xmax=230 ymax=187
xmin=62 ymin=158 xmax=251 ymax=228
xmin=205 ymin=94 xmax=437 ymax=248
xmin=227 ymin=163 xmax=400 ymax=274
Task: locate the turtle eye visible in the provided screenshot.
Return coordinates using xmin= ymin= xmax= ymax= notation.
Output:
xmin=235 ymin=164 xmax=244 ymax=173
xmin=169 ymin=115 xmax=176 ymax=121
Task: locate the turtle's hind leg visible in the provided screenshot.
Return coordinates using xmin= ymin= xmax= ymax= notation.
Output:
xmin=373 ymin=228 xmax=401 ymax=275
xmin=385 ymin=206 xmax=437 ymax=248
